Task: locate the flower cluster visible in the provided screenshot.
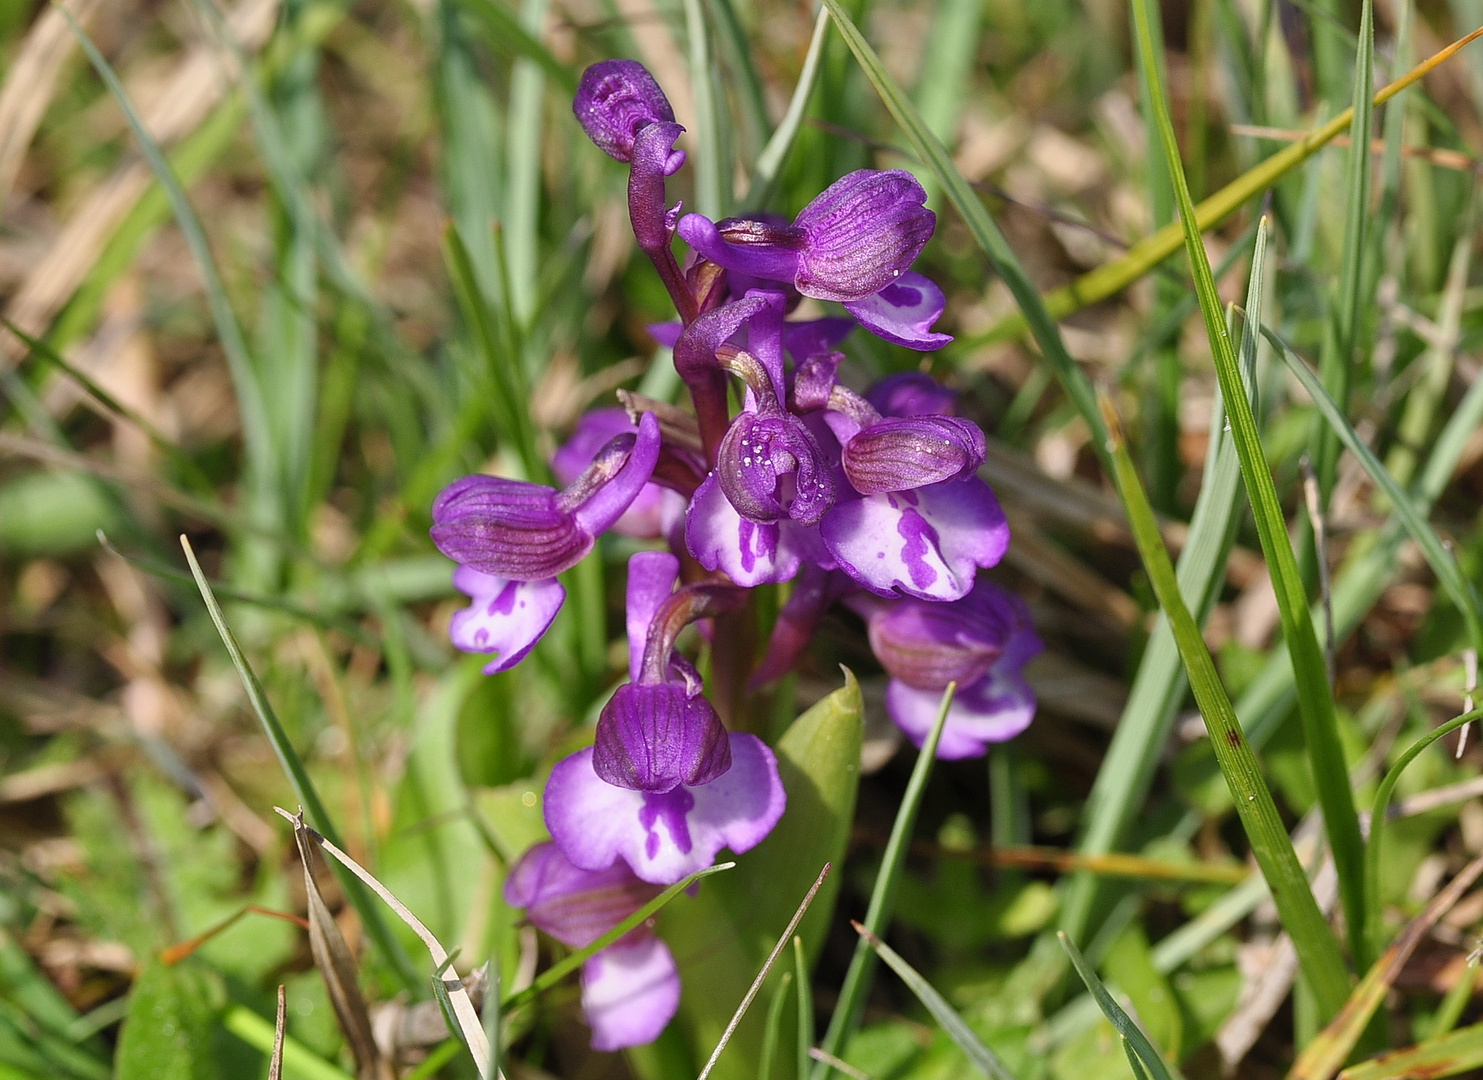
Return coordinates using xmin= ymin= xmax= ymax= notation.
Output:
xmin=430 ymin=58 xmax=1042 ymax=1049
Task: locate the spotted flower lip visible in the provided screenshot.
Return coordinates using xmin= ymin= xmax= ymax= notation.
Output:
xmin=676 ymin=170 xmax=935 ymax=303
xmin=431 ymin=412 xmax=660 ymax=580
xmin=573 ymin=60 xmax=679 ymax=166
xmin=546 ymin=735 xmax=787 ymax=884
xmin=841 ymin=415 xmax=986 ymax=495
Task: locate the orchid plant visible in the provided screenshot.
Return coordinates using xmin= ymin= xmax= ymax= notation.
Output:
xmin=429 ymin=58 xmax=1043 ymax=1050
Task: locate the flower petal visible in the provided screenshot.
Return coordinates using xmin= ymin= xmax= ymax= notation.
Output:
xmin=866 ymin=371 xmax=958 ymax=417
xmin=625 ymin=552 xmax=680 ymax=680
xmin=793 ymin=171 xmax=935 ymax=302
xmin=885 ymin=661 xmax=1038 ymax=759
xmin=505 ymin=842 xmax=662 ymax=948
xmin=842 ymin=271 xmax=952 ymax=350
xmin=570 ymin=411 xmax=663 ymax=538
xmin=841 ymin=415 xmax=985 ymax=495
xmin=819 ymin=478 xmax=1009 ymax=601
xmin=581 ymin=936 xmax=681 ymax=1051
xmin=545 ymin=735 xmax=786 ymax=884
xmin=448 ymin=568 xmax=565 ymax=673
xmin=593 ymin=682 xmax=732 ymax=792
xmin=432 ymin=476 xmax=588 ymax=580
xmin=684 ymin=472 xmax=805 ymax=586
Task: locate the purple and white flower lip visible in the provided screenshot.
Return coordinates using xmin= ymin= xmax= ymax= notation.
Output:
xmin=573 ymin=60 xmax=680 ymax=168
xmin=858 ymin=579 xmax=1042 ymax=759
xmin=431 ymin=412 xmax=661 ymax=580
xmin=546 ymin=733 xmax=786 ymax=884
xmin=677 ymin=170 xmax=935 ymax=303
xmin=448 ymin=568 xmax=565 ymax=674
xmin=504 ymin=842 xmax=680 ymax=1050
xmin=842 ymin=270 xmax=953 ymax=350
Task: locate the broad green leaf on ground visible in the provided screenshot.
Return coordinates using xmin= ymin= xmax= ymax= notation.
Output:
xmin=114 ymin=961 xmax=221 ymax=1080
xmin=658 ymin=672 xmax=864 ymax=1080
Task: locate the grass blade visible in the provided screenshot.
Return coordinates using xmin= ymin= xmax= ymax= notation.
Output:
xmin=1057 ymin=932 xmax=1180 ymax=1080
xmin=701 ymin=0 xmax=769 ymax=166
xmin=758 ymin=970 xmax=792 ymax=1080
xmin=964 ymin=25 xmax=1483 ymax=347
xmin=268 ymin=986 xmax=285 ymax=1080
xmin=452 ymin=0 xmax=576 ymax=92
xmin=795 ymin=935 xmax=814 ymax=1080
xmin=502 ymin=861 xmax=736 ymax=1012
xmin=503 ymin=0 xmax=547 ymax=326
xmin=855 ymin=923 xmax=1017 ymax=1080
xmin=1098 ymin=402 xmax=1352 ymax=1019
xmin=1340 ymin=1022 xmax=1483 ymax=1080
xmin=179 ymin=537 xmax=422 ymax=992
xmin=1312 ymin=0 xmax=1374 ymax=496
xmin=222 ymin=1005 xmax=356 ymax=1080
xmin=745 ymin=6 xmax=828 ymax=210
xmin=816 ymin=0 xmax=1111 ymax=473
xmin=683 ymin=0 xmax=727 ymax=219
xmin=1132 ymin=0 xmax=1367 ymax=980
xmin=811 ymin=684 xmax=954 ymax=1079
xmin=909 ymin=0 xmax=983 ymax=205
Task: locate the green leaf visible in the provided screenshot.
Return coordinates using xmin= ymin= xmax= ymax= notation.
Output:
xmin=1129 ymin=0 xmax=1366 ymax=987
xmin=745 ymin=8 xmax=829 ymax=210
xmin=660 ymin=672 xmax=864 ymax=1080
xmin=114 ymin=962 xmax=220 ymax=1080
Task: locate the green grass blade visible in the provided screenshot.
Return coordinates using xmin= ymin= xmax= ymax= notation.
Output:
xmin=1131 ymin=0 xmax=1367 ymax=981
xmin=908 ymin=0 xmax=983 ymax=205
xmin=1312 ymin=0 xmax=1374 ymax=496
xmin=1270 ymin=328 xmax=1483 ymax=657
xmin=1339 ymin=1021 xmax=1483 ymax=1080
xmin=1099 ymin=401 xmax=1352 ymax=1019
xmin=179 ymin=537 xmax=422 ymax=991
xmin=811 ymin=684 xmax=955 ymax=1079
xmin=501 ymin=862 xmax=735 ymax=1012
xmin=702 ymin=0 xmax=769 ymax=167
xmin=1057 ymin=933 xmax=1180 ymax=1080
xmin=451 ymin=0 xmax=577 ymax=93
xmin=503 ymin=0 xmax=548 ymax=327
xmin=64 ymin=13 xmax=274 ymax=485
xmin=794 ymin=935 xmax=814 ymax=1080
xmin=1060 ymin=223 xmax=1269 ymax=951
xmin=684 ymin=0 xmax=728 ymax=219
xmin=960 ymin=26 xmax=1483 ymax=347
xmin=222 ymin=1005 xmax=357 ymax=1080
xmin=758 ymin=970 xmax=791 ymax=1080
xmin=816 ymin=0 xmax=1111 ymax=473
xmin=745 ymin=6 xmax=828 ymax=210
xmin=856 ymin=924 xmax=1017 ymax=1080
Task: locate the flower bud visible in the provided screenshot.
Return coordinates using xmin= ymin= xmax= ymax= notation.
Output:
xmin=841 ymin=415 xmax=985 ymax=495
xmin=593 ymin=683 xmax=732 ymax=792
xmin=573 ymin=60 xmax=676 ymax=163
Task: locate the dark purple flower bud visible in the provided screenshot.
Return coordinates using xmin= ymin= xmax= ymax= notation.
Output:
xmin=842 ymin=270 xmax=952 ymax=350
xmin=573 ymin=60 xmax=677 ymax=164
xmin=593 ymin=682 xmax=732 ymax=792
xmin=841 ymin=415 xmax=986 ymax=495
xmin=866 ymin=371 xmax=958 ymax=417
xmin=431 ymin=412 xmax=660 ymax=580
xmin=718 ymin=408 xmax=836 ymax=526
xmin=677 ymin=170 xmax=935 ymax=303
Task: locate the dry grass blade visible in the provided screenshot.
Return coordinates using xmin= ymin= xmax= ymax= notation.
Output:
xmin=269 ymin=985 xmax=286 ymax=1080
xmin=808 ymin=1048 xmax=879 ymax=1080
xmin=696 ymin=863 xmax=832 ymax=1080
xmin=289 ymin=812 xmax=388 ymax=1080
xmin=1288 ymin=853 xmax=1483 ymax=1080
xmin=276 ymin=807 xmax=493 ymax=1077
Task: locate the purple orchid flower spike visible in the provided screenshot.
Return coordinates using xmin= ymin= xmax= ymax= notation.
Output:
xmin=505 ymin=842 xmax=679 ymax=1050
xmin=546 ymin=731 xmax=786 ymax=884
xmin=591 ymin=553 xmax=737 ymax=792
xmin=573 ymin=60 xmax=681 ymax=167
xmin=854 ymin=579 xmax=1042 ymax=758
xmin=554 ymin=409 xmax=684 ymax=539
xmin=432 ymin=411 xmax=661 ymax=580
xmin=677 ymin=170 xmax=935 ymax=303
xmin=448 ymin=568 xmax=565 ymax=674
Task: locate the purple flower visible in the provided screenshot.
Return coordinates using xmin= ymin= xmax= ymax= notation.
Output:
xmin=716 ymin=396 xmax=835 ymax=526
xmin=685 ymin=472 xmax=827 ymax=587
xmin=553 ymin=409 xmax=684 ymax=539
xmin=592 ymin=553 xmax=733 ymax=792
xmin=843 ymin=270 xmax=953 ymax=350
xmin=677 ymin=171 xmax=935 ymax=303
xmin=819 ymin=478 xmax=1009 ymax=601
xmin=867 ymin=371 xmax=959 ymax=417
xmin=855 ymin=579 xmax=1041 ymax=758
xmin=573 ymin=60 xmax=681 ymax=168
xmin=448 ymin=567 xmax=565 ymax=674
xmin=505 ymin=842 xmax=679 ymax=1050
xmin=840 ymin=415 xmax=985 ymax=495
xmin=431 ymin=412 xmax=660 ymax=580
xmin=546 ymin=733 xmax=786 ymax=884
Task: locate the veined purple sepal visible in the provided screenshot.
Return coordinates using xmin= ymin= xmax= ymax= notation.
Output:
xmin=841 ymin=415 xmax=986 ymax=495
xmin=819 ymin=477 xmax=1009 ymax=601
xmin=676 ymin=215 xmax=804 ymax=286
xmin=593 ymin=682 xmax=732 ymax=793
xmin=867 ymin=371 xmax=958 ymax=417
xmin=717 ymin=407 xmax=835 ymax=526
xmin=855 ymin=577 xmax=1022 ymax=689
xmin=573 ymin=60 xmax=677 ymax=164
xmin=431 ymin=412 xmax=660 ymax=580
xmin=555 ymin=409 xmax=679 ymax=539
xmin=545 ymin=735 xmax=787 ymax=884
xmin=842 ymin=270 xmax=952 ymax=350
xmin=449 ymin=568 xmax=565 ymax=673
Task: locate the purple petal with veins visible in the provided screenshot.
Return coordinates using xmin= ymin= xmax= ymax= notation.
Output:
xmin=582 ymin=936 xmax=681 ymax=1050
xmin=792 ymin=171 xmax=935 ymax=302
xmin=843 ymin=270 xmax=952 ymax=350
xmin=545 ymin=735 xmax=786 ymax=884
xmin=592 ymin=682 xmax=732 ymax=792
xmin=717 ymin=409 xmax=835 ymax=526
xmin=841 ymin=415 xmax=986 ymax=495
xmin=448 ymin=568 xmax=565 ymax=674
xmin=555 ymin=409 xmax=674 ymax=539
xmin=819 ymin=477 xmax=1009 ymax=601
xmin=573 ymin=60 xmax=676 ymax=164
xmin=505 ymin=841 xmax=663 ymax=948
